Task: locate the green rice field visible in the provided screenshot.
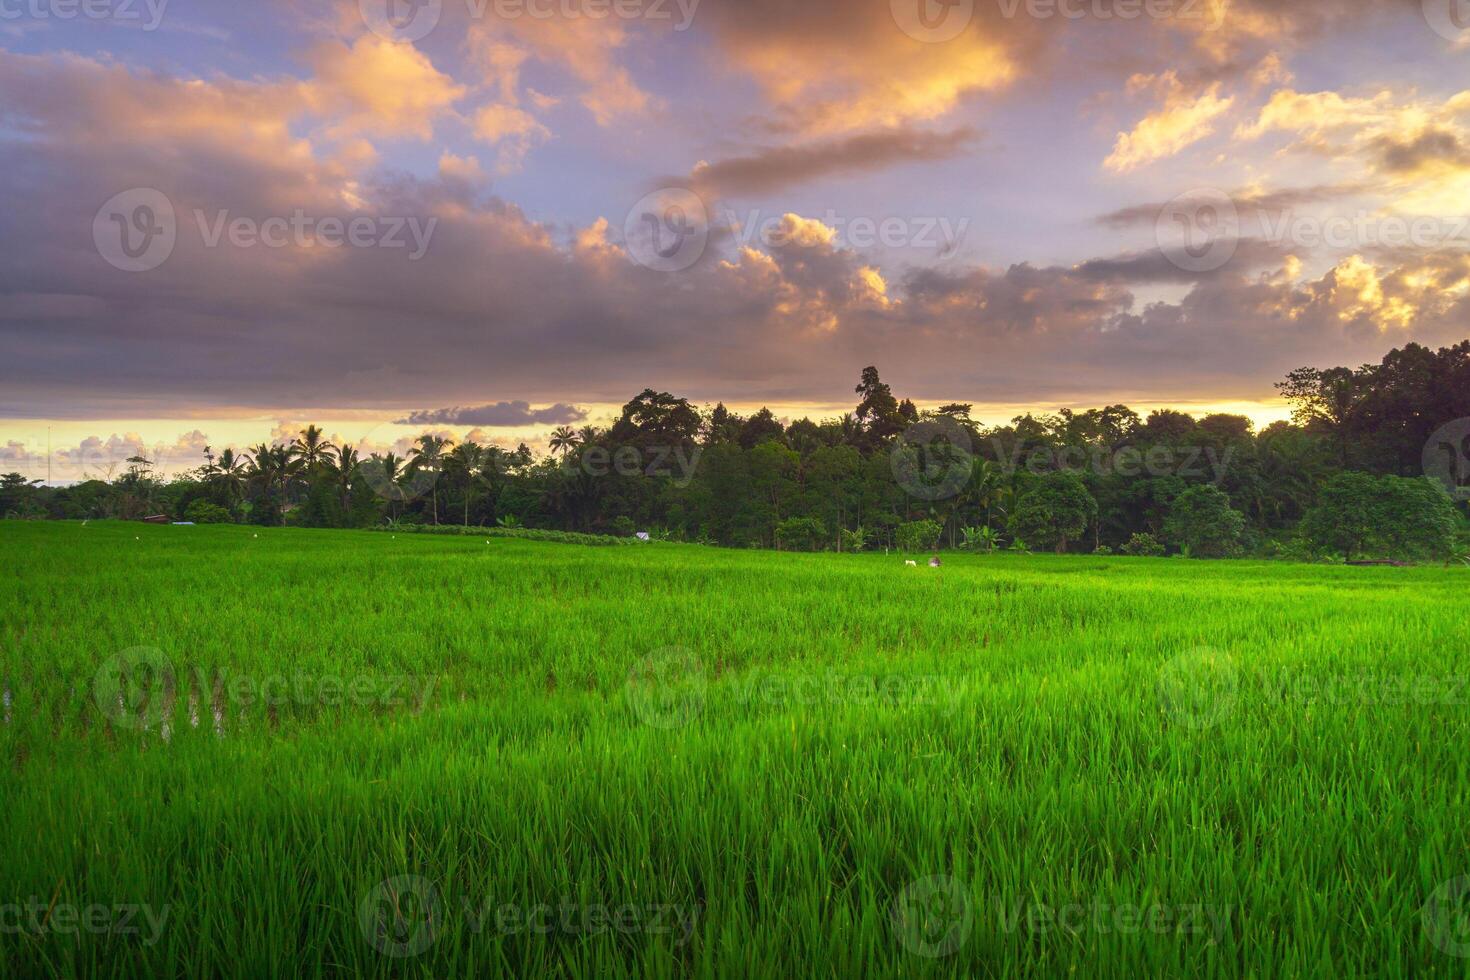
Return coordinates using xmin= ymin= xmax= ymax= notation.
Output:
xmin=2 ymin=520 xmax=1469 ymax=977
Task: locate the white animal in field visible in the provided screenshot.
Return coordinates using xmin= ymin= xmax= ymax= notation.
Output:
xmin=905 ymin=560 xmax=918 ymax=567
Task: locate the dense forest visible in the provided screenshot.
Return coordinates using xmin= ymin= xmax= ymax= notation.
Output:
xmin=4 ymin=339 xmax=1468 ymax=562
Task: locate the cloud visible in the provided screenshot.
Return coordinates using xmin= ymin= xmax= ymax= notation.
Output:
xmin=695 ymin=0 xmax=1043 ymax=136
xmin=1105 ymin=73 xmax=1235 ymax=172
xmin=1234 ymin=86 xmax=1470 ymax=213
xmin=464 ymin=10 xmax=653 ymax=127
xmin=686 ymin=127 xmax=977 ymax=197
xmin=395 ymin=402 xmax=588 ymax=426
xmin=1095 ymin=184 xmax=1367 ymax=228
xmin=472 ymin=104 xmax=553 ymax=173
xmin=3 ymin=40 xmax=1470 ymax=421
xmin=1372 ymin=127 xmax=1470 ymax=175
xmin=302 ymin=35 xmax=466 ymax=140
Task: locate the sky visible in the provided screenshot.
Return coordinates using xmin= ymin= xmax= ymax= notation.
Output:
xmin=2 ymin=0 xmax=1469 ymax=480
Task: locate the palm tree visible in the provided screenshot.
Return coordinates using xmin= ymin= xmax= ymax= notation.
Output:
xmin=290 ymin=425 xmax=335 ymax=473
xmin=548 ymin=426 xmax=577 ymax=458
xmin=408 ymin=434 xmax=452 ymax=525
xmin=363 ymin=451 xmax=407 ymax=520
xmin=211 ymin=447 xmax=247 ymax=508
xmin=444 ymin=442 xmax=485 ymax=526
xmin=245 ymin=444 xmax=295 ymax=518
xmin=326 ymin=444 xmax=361 ymax=515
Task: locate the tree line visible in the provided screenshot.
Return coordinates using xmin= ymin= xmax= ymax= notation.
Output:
xmin=3 ymin=339 xmax=1468 ymax=562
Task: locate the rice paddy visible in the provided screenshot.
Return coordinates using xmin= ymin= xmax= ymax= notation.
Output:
xmin=2 ymin=520 xmax=1469 ymax=977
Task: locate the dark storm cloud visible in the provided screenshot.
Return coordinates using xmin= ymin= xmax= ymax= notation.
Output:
xmin=684 ymin=127 xmax=978 ymax=197
xmin=1095 ymin=185 xmax=1367 ymax=230
xmin=1372 ymin=128 xmax=1470 ymax=174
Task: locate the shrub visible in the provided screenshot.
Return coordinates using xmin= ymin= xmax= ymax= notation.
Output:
xmin=1164 ymin=485 xmax=1245 ymax=558
xmin=775 ymin=516 xmax=827 ymax=552
xmin=1120 ymin=532 xmax=1165 ymax=557
xmin=1007 ymin=472 xmax=1097 ymax=554
xmin=896 ymin=519 xmax=943 ymax=553
xmin=184 ymin=500 xmax=232 ymax=524
xmin=1300 ymin=473 xmax=1458 ymax=561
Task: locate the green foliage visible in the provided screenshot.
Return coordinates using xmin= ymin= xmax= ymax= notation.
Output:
xmin=839 ymin=526 xmax=868 ymax=553
xmin=960 ymin=525 xmax=1001 ymax=553
xmin=896 ymin=519 xmax=942 ymax=553
xmin=11 ymin=341 xmax=1470 ymax=562
xmin=1008 ymin=471 xmax=1097 ymax=554
xmin=182 ymin=500 xmax=233 ymax=524
xmin=1120 ymin=532 xmax=1166 ymax=557
xmin=1301 ymin=473 xmax=1458 ymax=561
xmin=775 ymin=516 xmax=827 ymax=552
xmin=1164 ymin=485 xmax=1246 ymax=558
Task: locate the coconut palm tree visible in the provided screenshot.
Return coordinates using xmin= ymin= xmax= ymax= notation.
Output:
xmin=408 ymin=434 xmax=452 ymax=525
xmin=290 ymin=425 xmax=335 ymax=472
xmin=548 ymin=426 xmax=577 ymax=458
xmin=362 ymin=451 xmax=407 ymax=520
xmin=245 ymin=444 xmax=296 ymax=518
xmin=326 ymin=444 xmax=361 ymax=515
xmin=211 ymin=447 xmax=247 ymax=508
xmin=444 ymin=442 xmax=486 ymax=526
